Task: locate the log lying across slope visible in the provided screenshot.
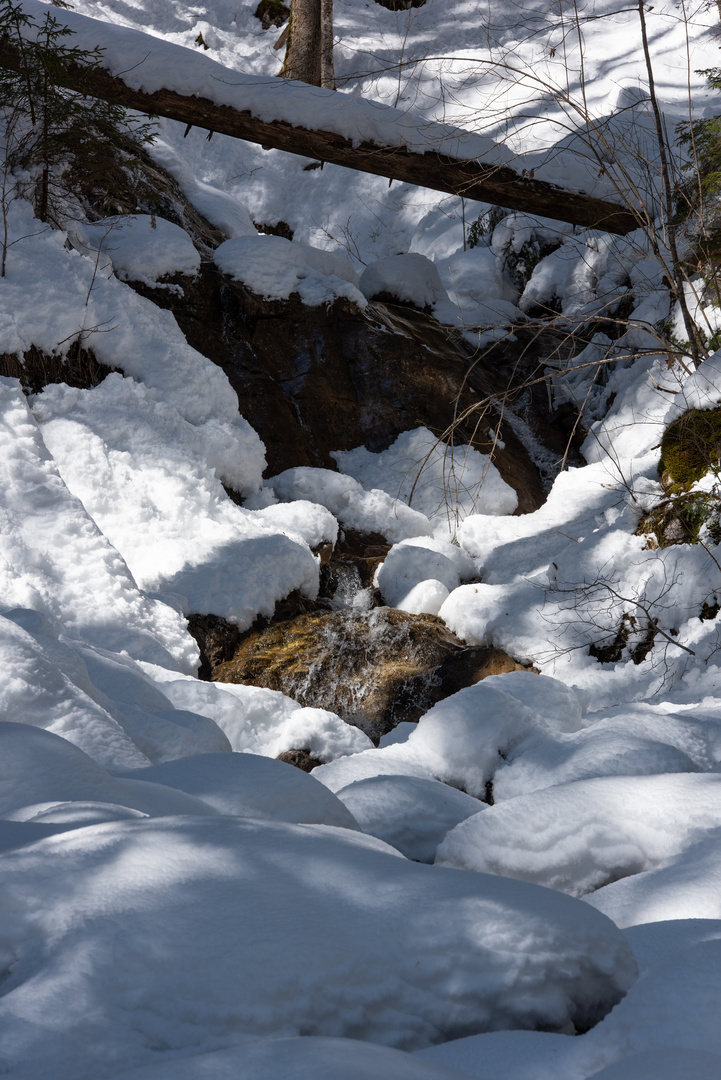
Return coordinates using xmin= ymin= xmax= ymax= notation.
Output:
xmin=4 ymin=1 xmax=642 ymax=235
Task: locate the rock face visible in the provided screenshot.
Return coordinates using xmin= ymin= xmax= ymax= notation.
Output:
xmin=213 ymin=607 xmax=530 ymax=742
xmin=131 ymin=265 xmax=548 ymax=514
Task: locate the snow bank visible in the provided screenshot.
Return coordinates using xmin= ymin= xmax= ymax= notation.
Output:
xmin=336 ymin=774 xmax=483 ymax=862
xmin=108 ymin=1036 xmax=477 ymax=1080
xmin=0 ymin=379 xmax=195 ymax=671
xmin=0 ymin=615 xmax=150 ymax=772
xmin=493 ymin=704 xmax=714 ymax=802
xmin=149 ymin=139 xmax=258 ymax=239
xmin=0 ymin=724 xmax=218 ymax=821
xmin=1 ymin=198 xmax=246 ymax=430
xmin=0 ymin=815 xmax=636 ymax=1078
xmin=34 ymin=375 xmax=317 ymax=627
xmin=584 ymin=834 xmax=721 ymax=926
xmin=314 ymin=675 xmax=578 ymax=797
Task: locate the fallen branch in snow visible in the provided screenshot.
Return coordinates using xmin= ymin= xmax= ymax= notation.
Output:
xmin=0 ymin=36 xmax=640 ymax=234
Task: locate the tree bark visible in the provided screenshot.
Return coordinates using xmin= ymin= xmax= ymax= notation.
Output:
xmin=0 ymin=42 xmax=642 ymax=233
xmin=320 ymin=0 xmax=334 ymax=90
xmin=282 ymin=0 xmax=322 ymax=86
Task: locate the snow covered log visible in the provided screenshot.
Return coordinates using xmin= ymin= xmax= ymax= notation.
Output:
xmin=0 ymin=1 xmax=641 ymax=234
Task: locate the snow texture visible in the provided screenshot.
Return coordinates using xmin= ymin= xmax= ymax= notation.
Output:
xmin=0 ymin=815 xmax=636 ymax=1079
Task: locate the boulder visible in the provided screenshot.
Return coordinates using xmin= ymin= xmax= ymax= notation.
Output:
xmin=213 ymin=607 xmax=529 ymax=742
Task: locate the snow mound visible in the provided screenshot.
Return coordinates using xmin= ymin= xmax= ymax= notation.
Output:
xmin=492 ymin=705 xmax=711 ymax=803
xmin=0 ymin=723 xmax=218 ymax=820
xmin=584 ymin=834 xmax=721 ymax=926
xmin=0 ymin=614 xmax=151 ymax=772
xmin=79 ymin=215 xmax=200 ymax=286
xmin=434 ymin=246 xmax=523 ymax=334
xmin=436 ymin=773 xmax=721 ymax=897
xmin=336 ymin=774 xmax=483 ymax=862
xmin=149 ymin=139 xmax=258 ymax=239
xmin=268 ymin=466 xmax=433 ymax=543
xmin=250 ymin=499 xmax=339 ymax=549
xmin=120 ymin=753 xmax=361 ymax=830
xmin=215 ymin=234 xmax=365 ymax=307
xmin=586 ymin=1049 xmax=721 ymax=1080
xmin=374 ymin=537 xmax=477 ymax=612
xmin=0 ymin=379 xmax=194 ymax=672
xmin=315 ymin=676 xmax=575 ymax=797
xmin=0 ymin=815 xmax=636 ymax=1078
xmin=359 ymin=253 xmax=449 ymax=310
xmin=333 ymin=428 xmax=517 ymax=540
xmin=34 ymin=375 xmax=317 ymax=628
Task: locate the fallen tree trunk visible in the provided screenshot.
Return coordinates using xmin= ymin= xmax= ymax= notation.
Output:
xmin=0 ymin=39 xmax=641 ymax=234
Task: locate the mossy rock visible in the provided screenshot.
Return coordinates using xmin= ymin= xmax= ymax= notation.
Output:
xmin=660 ymin=407 xmax=721 ymax=488
xmin=254 ymin=0 xmax=289 ymax=29
xmin=213 ymin=607 xmax=529 ymax=742
xmin=637 ymin=492 xmax=721 ymax=548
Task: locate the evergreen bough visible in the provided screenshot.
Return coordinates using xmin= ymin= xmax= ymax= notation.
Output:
xmin=0 ymin=0 xmax=154 ymax=237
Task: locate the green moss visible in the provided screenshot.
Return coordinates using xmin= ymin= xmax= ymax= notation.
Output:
xmin=638 ymin=492 xmax=721 ymax=548
xmin=659 ymin=407 xmax=721 ymax=488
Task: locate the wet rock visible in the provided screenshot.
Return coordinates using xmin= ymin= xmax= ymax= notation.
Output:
xmin=213 ymin=607 xmax=530 ymax=742
xmin=276 ymin=749 xmax=324 ymax=772
xmin=133 ymin=265 xmax=547 ymax=514
xmin=187 ymin=613 xmax=243 ymax=682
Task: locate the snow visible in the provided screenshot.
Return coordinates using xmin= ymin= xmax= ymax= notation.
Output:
xmin=34 ymin=374 xmax=319 ymax=628
xmin=3 ymin=0 xmax=721 ymax=1075
xmin=333 ymin=428 xmax=518 ymax=540
xmin=335 ymin=774 xmax=484 ymax=862
xmin=77 ymin=215 xmax=201 ymax=286
xmin=108 ymin=1037 xmax=480 ymax=1080
xmin=375 ymin=544 xmax=465 ymax=610
xmin=118 ymin=752 xmax=362 ymax=830
xmin=250 ymin=499 xmax=339 ymax=550
xmin=0 ymin=723 xmax=219 ymax=820
xmin=268 ymin=465 xmax=434 ymax=543
xmin=0 ymin=815 xmax=635 ymax=1079
xmin=16 ymin=0 xmax=519 ymax=170
xmin=215 ymin=234 xmax=366 ymax=306
xmin=359 ymin=253 xmax=450 ymax=310
xmin=137 ymin=667 xmax=373 ymax=762
xmin=313 ymin=676 xmax=578 ymax=797
xmin=436 ymin=774 xmax=721 ymax=898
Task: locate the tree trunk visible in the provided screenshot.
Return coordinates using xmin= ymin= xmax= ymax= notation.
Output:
xmin=0 ymin=41 xmax=642 ymax=233
xmin=282 ymin=0 xmax=322 ymax=86
xmin=320 ymin=0 xmax=334 ymax=90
